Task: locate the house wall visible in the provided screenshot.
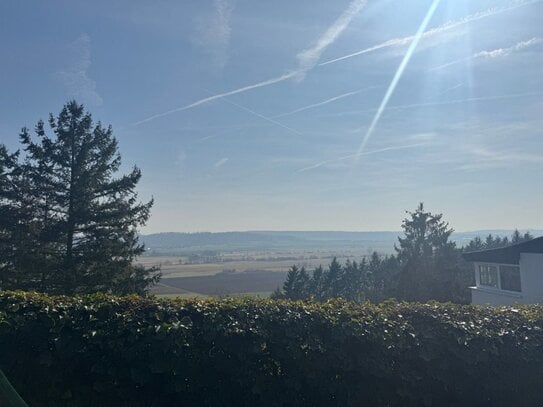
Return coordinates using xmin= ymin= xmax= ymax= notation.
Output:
xmin=471 ymin=286 xmax=523 ymax=306
xmin=519 ymin=253 xmax=543 ymax=303
xmin=471 ymin=253 xmax=543 ymax=305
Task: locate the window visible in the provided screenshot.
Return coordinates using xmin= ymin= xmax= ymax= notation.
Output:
xmin=499 ymin=265 xmax=521 ymax=292
xmin=479 ymin=265 xmax=498 ymax=288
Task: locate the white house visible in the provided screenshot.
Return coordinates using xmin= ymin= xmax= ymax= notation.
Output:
xmin=462 ymin=237 xmax=543 ymax=305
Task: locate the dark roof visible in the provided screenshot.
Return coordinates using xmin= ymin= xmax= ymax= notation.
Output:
xmin=462 ymin=236 xmax=543 ymax=265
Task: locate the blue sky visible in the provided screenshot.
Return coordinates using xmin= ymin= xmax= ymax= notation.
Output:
xmin=1 ymin=0 xmax=542 ymax=233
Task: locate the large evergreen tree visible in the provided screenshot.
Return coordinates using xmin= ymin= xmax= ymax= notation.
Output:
xmin=395 ymin=203 xmax=468 ymax=302
xmin=0 ymin=101 xmax=159 ymax=294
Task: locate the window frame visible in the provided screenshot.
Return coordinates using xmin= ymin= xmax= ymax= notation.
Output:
xmin=475 ymin=262 xmax=522 ymax=293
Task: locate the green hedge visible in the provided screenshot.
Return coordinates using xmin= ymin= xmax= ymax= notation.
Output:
xmin=1 ymin=292 xmax=543 ymax=406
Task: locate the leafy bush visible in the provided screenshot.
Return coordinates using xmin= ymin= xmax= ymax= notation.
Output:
xmin=1 ymin=292 xmax=543 ymax=406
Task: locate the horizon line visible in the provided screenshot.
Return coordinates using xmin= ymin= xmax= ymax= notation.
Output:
xmin=140 ymin=228 xmax=543 ymax=235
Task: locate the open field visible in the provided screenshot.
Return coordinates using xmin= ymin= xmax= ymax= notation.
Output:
xmin=140 ymin=249 xmax=373 ymax=276
xmin=156 ymin=270 xmax=288 ymax=296
xmin=142 ymin=248 xmax=375 ymax=297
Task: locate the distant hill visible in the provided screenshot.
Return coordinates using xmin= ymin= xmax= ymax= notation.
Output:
xmin=140 ymin=231 xmax=399 ymax=254
xmin=140 ymin=230 xmax=543 ymax=255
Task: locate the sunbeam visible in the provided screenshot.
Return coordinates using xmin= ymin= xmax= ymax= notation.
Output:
xmin=353 ymin=0 xmax=442 ymax=162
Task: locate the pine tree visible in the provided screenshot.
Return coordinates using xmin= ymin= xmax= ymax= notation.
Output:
xmin=511 ymin=229 xmax=533 ymax=244
xmin=281 ymin=265 xmax=310 ymax=300
xmin=310 ymin=265 xmax=325 ymax=301
xmin=343 ymin=260 xmax=365 ymax=302
xmin=464 ymin=236 xmax=484 ymax=251
xmin=1 ymin=101 xmax=159 ymax=294
xmin=324 ymin=257 xmax=343 ymax=298
xmin=294 ymin=266 xmax=310 ymax=299
xmin=396 ymin=203 xmax=458 ymax=302
xmin=366 ymin=252 xmax=381 ymax=300
xmin=281 ymin=265 xmax=299 ymax=299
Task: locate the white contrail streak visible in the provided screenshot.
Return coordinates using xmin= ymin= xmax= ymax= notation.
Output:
xmin=435 ymin=83 xmax=464 ymax=96
xmin=295 ymin=0 xmax=367 ymax=79
xmin=214 ymin=157 xmax=229 ymax=168
xmin=319 ymin=0 xmax=541 ymax=67
xmin=134 ymin=71 xmax=299 ymax=125
xmin=334 ymin=91 xmax=543 ymax=118
xmin=474 ymin=36 xmax=542 ymax=58
xmin=354 ymin=0 xmax=441 ymax=160
xmin=297 ymin=143 xmax=428 ymax=173
xmin=319 ymin=39 xmax=399 ymax=66
xmin=135 ymin=0 xmax=368 ymax=125
xmin=273 ymin=87 xmax=376 ymax=118
xmin=216 ymin=94 xmax=303 ymax=135
xmin=383 ymin=91 xmax=543 ymax=112
xmin=429 ymin=37 xmax=543 ymax=71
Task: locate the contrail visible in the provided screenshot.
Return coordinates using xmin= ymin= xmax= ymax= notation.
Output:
xmin=337 ymin=91 xmax=543 ymax=119
xmin=214 ymin=157 xmax=229 ymax=168
xmin=135 ymin=0 xmax=368 ymax=125
xmin=429 ymin=37 xmax=543 ymax=71
xmin=297 ymin=142 xmax=428 ymax=173
xmin=327 ymin=91 xmax=543 ymax=134
xmin=354 ymin=0 xmax=442 ymax=160
xmin=319 ymin=39 xmax=400 ymax=66
xmin=319 ymin=0 xmax=541 ymax=67
xmin=434 ymin=83 xmax=464 ymax=97
xmin=273 ymin=87 xmax=376 ymax=118
xmin=215 ymin=94 xmax=303 ymax=135
xmin=295 ymin=0 xmax=367 ymax=80
xmin=134 ymin=71 xmax=299 ymax=125
xmin=474 ymin=37 xmax=543 ymax=58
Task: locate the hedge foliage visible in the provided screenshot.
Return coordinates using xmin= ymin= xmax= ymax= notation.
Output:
xmin=1 ymin=292 xmax=543 ymax=406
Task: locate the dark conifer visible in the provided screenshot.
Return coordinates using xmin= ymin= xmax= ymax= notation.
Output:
xmin=0 ymin=101 xmax=159 ymax=294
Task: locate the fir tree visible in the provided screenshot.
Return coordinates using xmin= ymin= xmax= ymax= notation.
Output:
xmin=343 ymin=260 xmax=365 ymax=302
xmin=310 ymin=265 xmax=325 ymax=300
xmin=396 ymin=203 xmax=458 ymax=302
xmin=280 ymin=265 xmax=310 ymax=300
xmin=324 ymin=257 xmax=343 ymax=298
xmin=0 ymin=101 xmax=159 ymax=294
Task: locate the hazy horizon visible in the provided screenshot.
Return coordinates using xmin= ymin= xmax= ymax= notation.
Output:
xmin=2 ymin=0 xmax=542 ymax=233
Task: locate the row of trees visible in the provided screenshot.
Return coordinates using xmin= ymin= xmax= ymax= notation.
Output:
xmin=463 ymin=230 xmax=533 ymax=251
xmin=0 ymin=101 xmax=159 ymax=295
xmin=272 ymin=254 xmax=399 ymax=302
xmin=274 ymin=204 xmax=534 ymax=304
